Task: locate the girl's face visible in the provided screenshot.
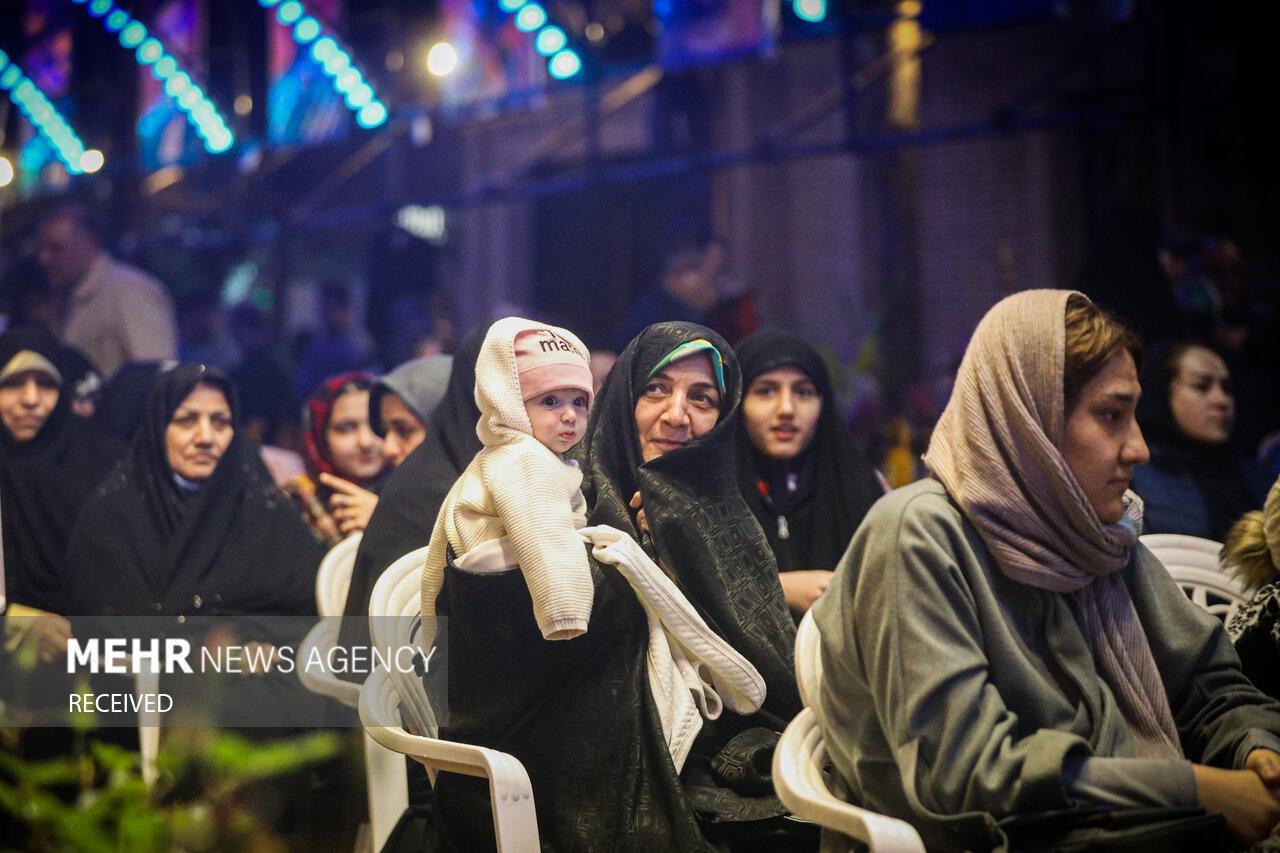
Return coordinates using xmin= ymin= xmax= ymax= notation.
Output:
xmin=0 ymin=370 xmax=59 ymax=442
xmin=379 ymin=393 xmax=427 ymax=468
xmin=325 ymin=389 xmax=386 ymax=481
xmin=741 ymin=365 xmax=822 ymax=461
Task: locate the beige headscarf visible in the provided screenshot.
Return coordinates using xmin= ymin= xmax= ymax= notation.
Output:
xmin=924 ymin=289 xmax=1181 ymax=759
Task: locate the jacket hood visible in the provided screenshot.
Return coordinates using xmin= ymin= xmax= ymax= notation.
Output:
xmin=474 ymin=317 xmax=590 ymax=448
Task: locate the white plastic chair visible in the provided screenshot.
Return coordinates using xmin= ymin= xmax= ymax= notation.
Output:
xmin=317 ymin=532 xmax=363 ymax=617
xmin=772 ymin=611 xmax=926 ymax=853
xmin=1165 ymin=564 xmax=1249 ymax=622
xmin=359 ymin=547 xmax=540 ymax=853
xmin=1140 ymin=533 xmax=1226 ymax=576
xmin=297 ymin=533 xmax=364 ymax=707
xmin=350 ymin=546 xmax=430 ymax=853
xmin=367 ymin=547 xmax=436 ymax=734
xmin=1141 ymin=534 xmax=1248 ymax=622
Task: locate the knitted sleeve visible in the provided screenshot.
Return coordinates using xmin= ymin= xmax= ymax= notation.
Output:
xmin=487 ymin=443 xmax=594 ymax=640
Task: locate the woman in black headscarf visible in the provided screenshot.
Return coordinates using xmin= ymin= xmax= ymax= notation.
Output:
xmin=64 ymin=364 xmax=326 ymax=726
xmin=331 ymin=330 xmax=480 ymax=853
xmin=734 ymin=331 xmax=884 ymax=617
xmin=1 ymin=326 xmax=124 ymax=680
xmin=336 ymin=336 xmax=480 ymax=666
xmin=582 ymin=322 xmax=800 ymax=725
xmin=1132 ymin=342 xmax=1269 ymax=541
xmin=581 ymin=322 xmax=808 ymax=847
xmin=429 ymin=321 xmax=806 ymax=853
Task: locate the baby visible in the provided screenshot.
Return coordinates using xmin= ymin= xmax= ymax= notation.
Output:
xmin=420 ymin=317 xmax=595 ymax=647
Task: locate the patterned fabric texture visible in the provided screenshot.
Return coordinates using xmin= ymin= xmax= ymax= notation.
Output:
xmin=1228 ymin=580 xmax=1280 ymax=702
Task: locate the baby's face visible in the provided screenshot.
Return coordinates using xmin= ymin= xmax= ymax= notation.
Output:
xmin=524 ymin=387 xmax=590 ymax=455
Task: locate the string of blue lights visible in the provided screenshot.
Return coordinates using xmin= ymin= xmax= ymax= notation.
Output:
xmin=258 ymin=0 xmax=389 ymax=129
xmin=0 ymin=48 xmax=99 ymax=174
xmin=496 ymin=0 xmax=583 ymax=79
xmin=71 ymin=0 xmax=235 ymax=154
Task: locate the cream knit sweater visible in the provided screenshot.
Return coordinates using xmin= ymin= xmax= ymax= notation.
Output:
xmin=420 ymin=318 xmax=594 ymax=648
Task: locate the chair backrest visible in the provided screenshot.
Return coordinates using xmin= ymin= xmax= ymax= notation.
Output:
xmin=774 ymin=611 xmax=926 ymax=852
xmin=1140 ymin=533 xmax=1225 ymax=576
xmin=1164 ymin=563 xmax=1249 ymax=623
xmin=368 ymin=546 xmax=436 ymax=735
xmin=316 ymin=531 xmax=363 ymax=617
xmin=369 ymin=545 xmax=429 ymax=623
xmin=1141 ymin=534 xmax=1247 ymax=622
xmin=795 ymin=609 xmax=824 ymax=712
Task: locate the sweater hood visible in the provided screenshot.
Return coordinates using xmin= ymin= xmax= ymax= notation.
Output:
xmin=474 ymin=317 xmax=591 ymax=448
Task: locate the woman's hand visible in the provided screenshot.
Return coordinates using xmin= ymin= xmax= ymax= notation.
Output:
xmin=1246 ymin=748 xmax=1280 ymax=788
xmin=320 ymin=473 xmax=379 ymax=535
xmin=27 ymin=611 xmax=73 ymax=664
xmin=241 ymin=642 xmax=279 ymax=676
xmin=1193 ymin=763 xmax=1280 ymax=846
xmin=629 ymin=491 xmax=649 ymax=535
xmin=779 ymin=570 xmax=834 ymax=615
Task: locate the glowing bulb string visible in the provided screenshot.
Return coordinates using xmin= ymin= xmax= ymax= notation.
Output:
xmin=68 ymin=0 xmax=235 ymax=153
xmin=0 ymin=49 xmax=101 ymax=174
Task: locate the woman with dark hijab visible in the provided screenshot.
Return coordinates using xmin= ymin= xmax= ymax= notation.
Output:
xmin=582 ymin=322 xmax=801 ymax=726
xmin=0 ymin=326 xmax=124 ymax=680
xmin=64 ymin=364 xmax=326 ymax=726
xmin=368 ymin=354 xmax=454 ymax=468
xmin=334 ymin=332 xmax=479 ymax=853
xmin=336 ymin=342 xmax=476 ymax=666
xmin=427 ymin=321 xmax=806 ymax=852
xmin=1132 ymin=342 xmax=1269 ymax=541
xmin=734 ymin=330 xmax=884 ymax=616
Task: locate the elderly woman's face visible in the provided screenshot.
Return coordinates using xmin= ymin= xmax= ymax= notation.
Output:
xmin=1169 ymin=346 xmax=1234 ymax=445
xmin=166 ymin=383 xmax=234 ymax=481
xmin=1062 ymin=351 xmax=1150 ymax=523
xmin=634 ymin=352 xmax=722 ymax=462
xmin=742 ymin=365 xmax=822 ymax=461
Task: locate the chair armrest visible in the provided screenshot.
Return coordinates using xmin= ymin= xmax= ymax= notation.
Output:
xmin=773 ymin=708 xmax=925 ymax=853
xmin=297 ymin=619 xmax=361 ymax=707
xmin=359 ymin=667 xmax=540 ymax=853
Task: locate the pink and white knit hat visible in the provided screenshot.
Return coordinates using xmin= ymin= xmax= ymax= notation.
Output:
xmin=513 ymin=327 xmax=593 ymax=404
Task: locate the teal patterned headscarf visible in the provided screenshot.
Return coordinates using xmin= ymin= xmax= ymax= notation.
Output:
xmin=645 ymin=338 xmax=726 ymax=393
